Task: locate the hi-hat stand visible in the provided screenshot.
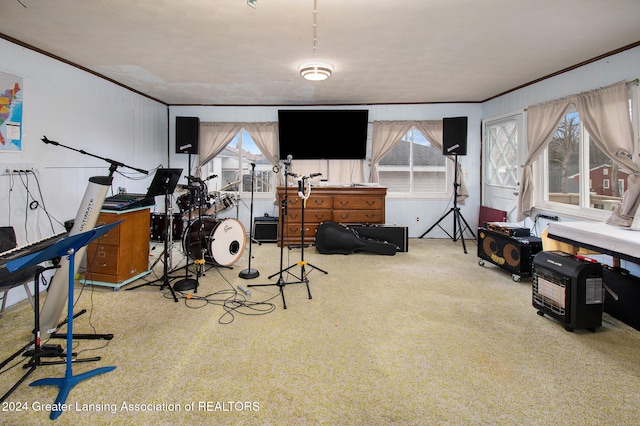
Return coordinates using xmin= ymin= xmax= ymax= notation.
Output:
xmin=174 ymin=173 xmax=207 ymax=292
xmin=248 ymin=156 xmax=315 ymax=309
xmin=419 ymin=154 xmax=475 ymax=253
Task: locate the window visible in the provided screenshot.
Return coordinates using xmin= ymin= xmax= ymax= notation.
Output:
xmin=377 ymin=127 xmax=451 ymax=196
xmin=200 ymin=129 xmax=275 ymax=197
xmin=542 ymin=109 xmax=627 ymax=216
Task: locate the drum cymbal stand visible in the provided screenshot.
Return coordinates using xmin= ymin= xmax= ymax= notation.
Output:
xmin=239 ymin=162 xmax=260 ymax=279
xmin=248 ymin=156 xmax=309 ymax=309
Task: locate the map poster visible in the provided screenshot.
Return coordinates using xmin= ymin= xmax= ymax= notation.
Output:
xmin=0 ymin=71 xmax=23 ymax=152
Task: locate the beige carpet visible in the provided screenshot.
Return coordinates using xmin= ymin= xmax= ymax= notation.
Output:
xmin=2 ymin=238 xmax=640 ymax=425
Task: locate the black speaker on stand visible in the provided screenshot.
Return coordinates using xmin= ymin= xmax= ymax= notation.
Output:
xmin=420 ymin=116 xmax=475 ymax=253
xmin=174 ymin=116 xmax=200 ymax=292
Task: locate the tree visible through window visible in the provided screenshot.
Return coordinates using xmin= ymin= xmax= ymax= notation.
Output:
xmin=546 ymin=109 xmax=628 ymax=212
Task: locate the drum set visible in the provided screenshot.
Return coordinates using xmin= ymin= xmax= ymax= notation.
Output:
xmin=150 ymin=178 xmax=246 ymax=267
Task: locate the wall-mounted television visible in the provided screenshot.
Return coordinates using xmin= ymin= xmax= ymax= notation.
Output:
xmin=278 ymin=109 xmax=369 ymax=160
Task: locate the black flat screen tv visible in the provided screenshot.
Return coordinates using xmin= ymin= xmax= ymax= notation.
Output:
xmin=278 ymin=109 xmax=369 ymax=160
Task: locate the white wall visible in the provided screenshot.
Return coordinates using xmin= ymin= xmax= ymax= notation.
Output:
xmin=170 ymin=104 xmax=483 ymax=239
xmin=482 ymin=45 xmax=640 ymax=273
xmin=0 ymin=39 xmax=168 ymax=307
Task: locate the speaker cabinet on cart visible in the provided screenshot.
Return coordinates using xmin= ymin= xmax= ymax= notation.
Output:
xmin=532 ymin=251 xmax=603 ymax=332
xmin=477 ymin=227 xmax=542 ymax=281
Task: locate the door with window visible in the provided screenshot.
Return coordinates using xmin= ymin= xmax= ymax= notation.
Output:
xmin=482 ymin=113 xmax=525 ymax=221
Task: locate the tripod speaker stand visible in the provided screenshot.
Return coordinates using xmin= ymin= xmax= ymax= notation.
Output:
xmin=419 ymin=154 xmax=475 ymax=253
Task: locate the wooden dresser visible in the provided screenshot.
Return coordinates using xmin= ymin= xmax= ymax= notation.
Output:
xmin=83 ymin=207 xmax=151 ymax=289
xmin=277 ymin=186 xmax=387 ymax=246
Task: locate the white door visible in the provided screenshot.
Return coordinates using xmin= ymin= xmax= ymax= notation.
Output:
xmin=482 ymin=113 xmax=525 ymax=221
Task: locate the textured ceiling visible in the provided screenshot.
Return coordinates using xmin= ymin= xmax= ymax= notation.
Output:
xmin=1 ymin=0 xmax=639 ymax=105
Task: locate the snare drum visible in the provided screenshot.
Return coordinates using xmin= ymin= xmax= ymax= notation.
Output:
xmin=177 ymin=192 xmax=211 ymax=220
xmin=182 ymin=217 xmax=246 ymax=266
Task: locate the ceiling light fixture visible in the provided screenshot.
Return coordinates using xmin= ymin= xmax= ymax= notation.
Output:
xmin=300 ymin=0 xmax=333 ymax=81
xmin=247 ymin=0 xmax=256 ymax=8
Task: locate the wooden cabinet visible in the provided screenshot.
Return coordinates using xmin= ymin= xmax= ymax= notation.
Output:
xmin=84 ymin=207 xmax=151 ymax=288
xmin=277 ymin=186 xmax=387 ymax=246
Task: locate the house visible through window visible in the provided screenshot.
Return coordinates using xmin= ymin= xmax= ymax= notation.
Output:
xmin=378 ymin=127 xmax=450 ymax=196
xmin=544 ymin=109 xmax=629 ymax=214
xmin=200 ymin=129 xmax=274 ymax=196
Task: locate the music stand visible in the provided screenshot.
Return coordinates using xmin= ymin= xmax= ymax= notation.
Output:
xmin=127 ymin=168 xmax=182 ymax=301
xmin=5 ymin=222 xmax=122 ymax=420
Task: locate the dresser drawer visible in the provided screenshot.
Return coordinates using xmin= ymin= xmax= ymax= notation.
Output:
xmin=86 ymin=244 xmax=119 ymax=275
xmin=287 ymin=195 xmax=331 ymax=210
xmin=333 ymin=210 xmax=384 ymax=223
xmin=333 ymin=196 xmax=384 ymax=210
xmin=282 ymin=223 xmax=320 ymax=239
xmin=286 ymin=209 xmax=332 ymax=223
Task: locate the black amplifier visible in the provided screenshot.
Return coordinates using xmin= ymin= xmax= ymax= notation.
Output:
xmin=254 ymin=216 xmax=278 ymax=243
xmin=532 ymin=251 xmax=603 ymax=332
xmin=603 ymin=266 xmax=640 ymax=331
xmin=477 ymin=227 xmax=542 ymax=281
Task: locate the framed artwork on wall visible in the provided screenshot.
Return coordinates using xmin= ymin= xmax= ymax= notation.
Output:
xmin=0 ymin=71 xmax=23 ymax=152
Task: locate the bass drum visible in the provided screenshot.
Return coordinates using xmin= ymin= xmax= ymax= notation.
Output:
xmin=182 ymin=217 xmax=246 ymax=266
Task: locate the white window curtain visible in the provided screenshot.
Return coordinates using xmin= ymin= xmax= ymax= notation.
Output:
xmin=518 ymin=81 xmax=640 ymax=221
xmin=197 ymin=122 xmax=243 ymax=176
xmin=369 ymin=121 xmax=413 ymax=183
xmin=370 ymin=120 xmax=468 ymax=203
xmin=243 ymin=122 xmax=281 ymax=185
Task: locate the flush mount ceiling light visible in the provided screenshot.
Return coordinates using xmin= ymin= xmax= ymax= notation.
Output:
xmin=247 ymin=0 xmax=257 ymax=8
xmin=299 ymin=62 xmax=333 ymax=81
xmin=300 ymin=0 xmax=333 ymax=81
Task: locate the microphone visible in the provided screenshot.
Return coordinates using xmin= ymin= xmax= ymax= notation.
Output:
xmin=204 ymin=174 xmax=218 ymax=181
xmin=286 ymin=172 xmax=299 ymax=178
xmin=285 ymin=154 xmax=293 ymax=165
xmin=309 ymin=173 xmax=322 ymax=178
xmin=41 ymin=136 xmax=59 ymax=146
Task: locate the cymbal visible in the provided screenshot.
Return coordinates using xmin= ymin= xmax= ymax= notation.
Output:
xmin=219 ymin=180 xmax=241 ymax=191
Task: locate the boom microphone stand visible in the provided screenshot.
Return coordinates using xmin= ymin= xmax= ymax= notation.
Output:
xmin=240 ymin=162 xmax=259 ymax=279
xmin=419 ymin=154 xmax=475 ymax=253
xmin=248 ymin=155 xmax=308 ymax=309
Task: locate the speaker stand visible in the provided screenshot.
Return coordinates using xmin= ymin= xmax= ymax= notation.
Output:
xmin=419 ymin=154 xmax=475 ymax=253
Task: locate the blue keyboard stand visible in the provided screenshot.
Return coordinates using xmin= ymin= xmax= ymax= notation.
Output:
xmin=6 ymin=221 xmax=122 ymax=420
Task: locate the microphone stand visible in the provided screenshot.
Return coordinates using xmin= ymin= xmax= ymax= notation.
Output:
xmin=240 ymin=163 xmax=259 ymax=279
xmin=248 ymin=156 xmax=306 ymax=309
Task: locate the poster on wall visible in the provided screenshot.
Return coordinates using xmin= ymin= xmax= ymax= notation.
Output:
xmin=0 ymin=71 xmax=23 ymax=152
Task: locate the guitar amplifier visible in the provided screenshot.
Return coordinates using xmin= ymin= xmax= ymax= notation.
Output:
xmin=532 ymin=251 xmax=603 ymax=332
xmin=477 ymin=227 xmax=542 ymax=280
xmin=350 ymin=224 xmax=408 ymax=252
xmin=254 ymin=216 xmax=278 ymax=243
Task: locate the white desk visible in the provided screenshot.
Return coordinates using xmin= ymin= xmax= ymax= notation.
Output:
xmin=547 ymin=221 xmax=640 ymax=264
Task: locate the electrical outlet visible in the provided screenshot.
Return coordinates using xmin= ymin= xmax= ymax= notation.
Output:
xmin=0 ymin=163 xmax=37 ymax=175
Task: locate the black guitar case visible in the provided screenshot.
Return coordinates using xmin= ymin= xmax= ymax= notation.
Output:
xmin=315 ymin=221 xmax=397 ymax=256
